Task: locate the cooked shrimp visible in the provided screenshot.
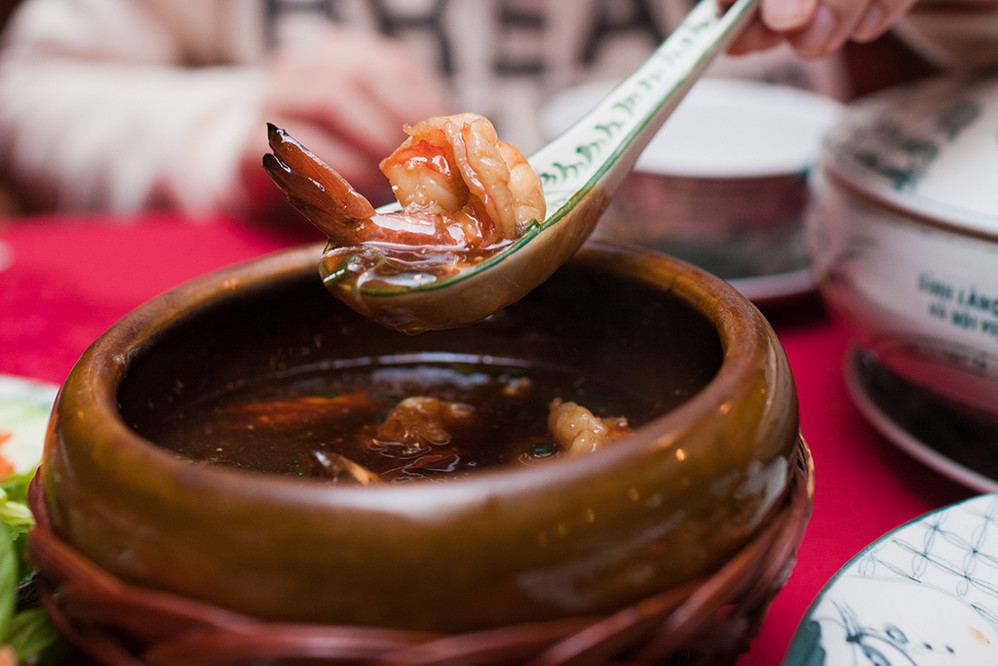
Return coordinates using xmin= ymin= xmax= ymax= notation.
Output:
xmin=263 ymin=113 xmax=545 ymax=257
xmin=547 ymin=398 xmax=631 ymax=455
xmin=379 ymin=113 xmax=545 ymax=242
xmin=374 ymin=396 xmax=476 ymax=457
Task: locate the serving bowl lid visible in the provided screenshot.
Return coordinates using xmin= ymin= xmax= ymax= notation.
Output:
xmin=820 ymin=74 xmax=998 ymax=238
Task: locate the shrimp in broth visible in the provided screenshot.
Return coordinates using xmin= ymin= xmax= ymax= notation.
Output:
xmin=263 ymin=113 xmax=545 ymax=288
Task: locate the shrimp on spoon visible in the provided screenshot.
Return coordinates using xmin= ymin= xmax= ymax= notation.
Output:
xmin=264 ymin=113 xmax=545 ymax=325
xmin=264 ymin=0 xmax=758 ymax=334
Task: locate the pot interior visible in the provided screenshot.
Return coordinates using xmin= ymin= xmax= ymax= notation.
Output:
xmin=117 ymin=255 xmax=723 ymax=481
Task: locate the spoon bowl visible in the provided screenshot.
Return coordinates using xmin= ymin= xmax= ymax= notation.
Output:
xmin=320 ymin=0 xmax=759 ymax=333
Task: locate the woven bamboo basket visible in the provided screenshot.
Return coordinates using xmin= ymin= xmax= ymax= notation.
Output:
xmin=27 ymin=437 xmax=812 ymax=666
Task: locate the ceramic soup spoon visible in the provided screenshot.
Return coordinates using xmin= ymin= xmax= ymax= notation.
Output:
xmin=305 ymin=0 xmax=758 ymax=333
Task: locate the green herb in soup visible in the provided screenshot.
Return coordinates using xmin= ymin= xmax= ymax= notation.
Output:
xmin=156 ymin=360 xmax=639 ymax=483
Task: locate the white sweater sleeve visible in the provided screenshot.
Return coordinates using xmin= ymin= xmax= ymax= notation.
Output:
xmin=0 ymin=0 xmax=266 ymax=215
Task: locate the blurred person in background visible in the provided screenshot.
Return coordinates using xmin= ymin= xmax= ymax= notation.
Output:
xmin=0 ymin=0 xmax=994 ymax=227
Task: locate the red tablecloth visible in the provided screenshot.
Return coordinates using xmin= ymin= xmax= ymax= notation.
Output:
xmin=0 ymin=213 xmax=975 ymax=663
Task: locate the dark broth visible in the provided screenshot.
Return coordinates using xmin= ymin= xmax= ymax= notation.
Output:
xmin=154 ymin=355 xmax=656 ymax=483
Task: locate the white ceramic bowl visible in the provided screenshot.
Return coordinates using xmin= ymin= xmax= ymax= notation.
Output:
xmin=542 ymin=78 xmax=842 ymax=301
xmin=807 ymin=74 xmax=998 ymax=417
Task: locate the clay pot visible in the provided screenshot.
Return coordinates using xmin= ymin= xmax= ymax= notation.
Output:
xmin=39 ymin=241 xmax=800 ymax=633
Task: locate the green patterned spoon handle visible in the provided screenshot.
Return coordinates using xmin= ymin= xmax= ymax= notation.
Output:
xmin=531 ymin=0 xmax=759 ymax=221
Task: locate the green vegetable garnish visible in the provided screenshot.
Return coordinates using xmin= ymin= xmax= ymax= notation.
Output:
xmin=529 ymin=442 xmax=559 ymax=458
xmin=0 ymin=469 xmax=69 ymax=664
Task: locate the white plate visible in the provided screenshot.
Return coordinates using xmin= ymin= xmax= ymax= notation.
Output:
xmin=785 ymin=492 xmax=998 ymax=664
xmin=0 ymin=374 xmax=57 ymax=476
xmin=545 ymin=78 xmax=834 ymax=302
xmin=543 ymin=78 xmax=842 ymax=178
xmin=844 ymin=347 xmax=998 ymax=494
xmin=729 ymin=267 xmax=815 ymax=307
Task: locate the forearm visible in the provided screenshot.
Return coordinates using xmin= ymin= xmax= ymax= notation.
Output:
xmin=0 ymin=57 xmax=264 ymax=214
xmin=0 ymin=0 xmax=268 ymax=215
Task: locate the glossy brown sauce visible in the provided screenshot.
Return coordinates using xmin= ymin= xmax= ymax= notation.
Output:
xmin=153 ymin=357 xmax=654 ymax=483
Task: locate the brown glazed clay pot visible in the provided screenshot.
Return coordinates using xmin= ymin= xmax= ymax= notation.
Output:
xmin=38 ymin=241 xmax=800 ymax=634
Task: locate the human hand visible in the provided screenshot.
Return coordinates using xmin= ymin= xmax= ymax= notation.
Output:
xmin=726 ymin=0 xmax=918 ymax=58
xmin=238 ymin=25 xmax=455 ymax=221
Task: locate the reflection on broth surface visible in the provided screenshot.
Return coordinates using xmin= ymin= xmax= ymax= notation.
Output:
xmin=152 ymin=356 xmax=651 ymax=483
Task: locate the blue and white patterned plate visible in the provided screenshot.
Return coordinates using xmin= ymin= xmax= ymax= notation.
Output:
xmin=786 ymin=493 xmax=998 ymax=664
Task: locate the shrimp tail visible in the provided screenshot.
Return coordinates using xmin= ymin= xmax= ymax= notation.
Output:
xmin=263 ymin=124 xmax=376 ymax=240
